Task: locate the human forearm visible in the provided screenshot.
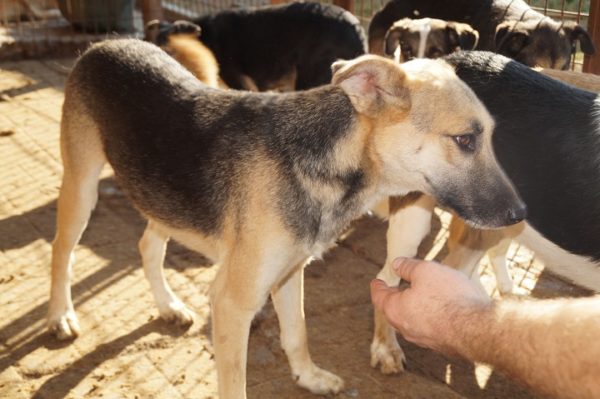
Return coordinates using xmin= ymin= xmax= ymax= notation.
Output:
xmin=452 ymin=296 xmax=600 ymax=399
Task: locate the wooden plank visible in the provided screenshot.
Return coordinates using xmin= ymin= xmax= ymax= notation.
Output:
xmin=333 ymin=0 xmax=354 ymax=13
xmin=141 ymin=0 xmax=164 ymax=26
xmin=583 ymin=0 xmax=600 ymax=74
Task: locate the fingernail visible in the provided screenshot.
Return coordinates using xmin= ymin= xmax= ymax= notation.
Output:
xmin=392 ymin=257 xmax=407 ymax=270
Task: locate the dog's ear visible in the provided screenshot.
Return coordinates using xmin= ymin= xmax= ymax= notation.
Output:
xmin=563 ymin=21 xmax=595 ymax=55
xmin=384 ymin=19 xmax=411 ymax=57
xmin=446 ymin=22 xmax=479 ymax=50
xmin=332 ymin=55 xmax=410 ymax=116
xmin=495 ymin=22 xmax=529 ymax=56
xmin=171 ymin=20 xmax=202 ymax=36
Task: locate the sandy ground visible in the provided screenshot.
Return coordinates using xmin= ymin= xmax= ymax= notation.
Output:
xmin=0 ymin=57 xmax=592 ymax=399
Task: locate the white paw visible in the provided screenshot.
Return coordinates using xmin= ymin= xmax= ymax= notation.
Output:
xmin=158 ymin=301 xmax=195 ymax=327
xmin=47 ymin=310 xmax=80 ymax=340
xmin=370 ymin=338 xmax=406 ymax=374
xmin=295 ymin=365 xmax=344 ymax=395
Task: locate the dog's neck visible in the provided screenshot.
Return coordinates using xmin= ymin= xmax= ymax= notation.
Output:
xmin=266 ymin=87 xmax=381 ymax=248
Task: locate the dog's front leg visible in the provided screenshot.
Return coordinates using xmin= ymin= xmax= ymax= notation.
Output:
xmin=371 ymin=193 xmax=436 ymax=374
xmin=271 ymin=265 xmax=344 ymax=395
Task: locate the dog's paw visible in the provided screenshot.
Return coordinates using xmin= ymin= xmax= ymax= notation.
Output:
xmin=295 ymin=365 xmax=344 ymax=395
xmin=159 ymin=301 xmax=195 ymax=327
xmin=370 ymin=338 xmax=406 ymax=374
xmin=47 ymin=310 xmax=80 ymax=340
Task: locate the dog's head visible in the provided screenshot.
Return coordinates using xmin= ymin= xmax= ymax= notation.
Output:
xmin=332 ymin=55 xmax=526 ymax=228
xmin=383 ymin=18 xmax=479 ymax=62
xmin=495 ymin=18 xmax=595 ymax=70
xmin=145 ymin=20 xmax=202 ymax=46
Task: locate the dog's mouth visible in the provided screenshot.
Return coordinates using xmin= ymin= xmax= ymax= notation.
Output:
xmin=435 ymin=193 xmax=526 ymax=230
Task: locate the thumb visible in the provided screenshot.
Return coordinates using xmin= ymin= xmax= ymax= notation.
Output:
xmin=370 ymin=279 xmax=402 ymax=312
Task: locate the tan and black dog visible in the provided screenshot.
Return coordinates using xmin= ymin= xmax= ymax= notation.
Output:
xmin=374 ymin=17 xmax=479 ymax=60
xmin=146 ymin=20 xmax=223 ymax=89
xmin=369 ymin=0 xmax=595 ymax=69
xmin=48 ymin=39 xmax=525 ymax=398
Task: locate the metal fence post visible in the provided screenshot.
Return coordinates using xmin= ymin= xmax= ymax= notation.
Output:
xmin=141 ymin=0 xmax=164 ymax=26
xmin=584 ymin=0 xmax=600 ymax=74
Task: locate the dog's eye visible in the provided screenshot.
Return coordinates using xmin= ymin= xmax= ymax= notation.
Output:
xmin=453 ymin=134 xmax=476 ymax=152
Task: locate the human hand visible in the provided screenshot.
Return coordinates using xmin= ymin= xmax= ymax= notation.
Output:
xmin=370 ymin=257 xmax=490 ymax=353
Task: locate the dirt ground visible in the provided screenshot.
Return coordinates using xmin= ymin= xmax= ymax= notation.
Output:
xmin=0 ymin=58 xmax=592 ymax=399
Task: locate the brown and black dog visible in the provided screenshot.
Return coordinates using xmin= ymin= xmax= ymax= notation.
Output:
xmin=48 ymin=40 xmax=525 ymax=398
xmin=170 ymin=2 xmax=367 ymax=91
xmin=369 ymin=0 xmax=595 ymax=69
xmin=146 ymin=20 xmax=223 ymax=89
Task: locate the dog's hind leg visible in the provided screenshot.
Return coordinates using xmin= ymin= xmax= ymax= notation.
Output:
xmin=443 ymin=217 xmax=506 ymax=295
xmin=371 ymin=193 xmax=436 ymax=374
xmin=139 ymin=220 xmax=194 ymax=326
xmin=271 ymin=265 xmax=344 ymax=395
xmin=48 ymin=100 xmax=105 ymax=340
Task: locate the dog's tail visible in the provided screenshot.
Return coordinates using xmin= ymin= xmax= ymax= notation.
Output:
xmin=163 ymin=34 xmax=222 ymax=88
xmin=517 ymin=224 xmax=600 ymax=292
xmin=145 ymin=20 xmax=223 ymax=88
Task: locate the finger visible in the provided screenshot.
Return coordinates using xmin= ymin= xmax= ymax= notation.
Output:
xmin=370 ymin=279 xmax=399 ymax=311
xmin=392 ymin=257 xmax=428 ymax=283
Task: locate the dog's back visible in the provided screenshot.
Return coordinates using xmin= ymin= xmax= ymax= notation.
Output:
xmin=195 ymin=2 xmax=367 ymax=90
xmin=446 ymin=51 xmax=600 ymax=260
xmin=65 ymin=39 xmax=358 ymax=237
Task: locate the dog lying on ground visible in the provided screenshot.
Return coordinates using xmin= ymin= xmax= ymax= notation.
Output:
xmin=371 ymin=51 xmax=600 ymax=375
xmin=369 ymin=0 xmax=595 ymax=69
xmin=146 ymin=20 xmax=222 ymax=88
xmin=47 ymin=39 xmax=525 ymax=398
xmin=375 ymin=17 xmax=479 ymax=60
xmin=183 ymin=2 xmax=367 ymax=91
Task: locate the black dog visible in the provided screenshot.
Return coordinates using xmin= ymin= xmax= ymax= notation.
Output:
xmin=369 ymin=0 xmax=595 ymax=69
xmin=448 ymin=51 xmax=600 ymax=261
xmin=371 ymin=52 xmax=600 ymax=375
xmin=170 ymin=2 xmax=367 ymax=91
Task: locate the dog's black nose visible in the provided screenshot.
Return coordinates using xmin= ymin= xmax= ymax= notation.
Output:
xmin=507 ymin=204 xmax=527 ymax=225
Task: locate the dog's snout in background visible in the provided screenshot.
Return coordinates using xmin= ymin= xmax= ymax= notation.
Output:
xmin=382 ymin=18 xmax=479 ymax=61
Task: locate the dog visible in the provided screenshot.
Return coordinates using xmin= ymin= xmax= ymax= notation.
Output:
xmin=374 ymin=17 xmax=479 ymax=60
xmin=47 ymin=39 xmax=525 ymax=398
xmin=369 ymin=0 xmax=595 ymax=69
xmin=146 ymin=20 xmax=222 ymax=88
xmin=444 ymin=66 xmax=600 ymax=295
xmin=185 ymin=2 xmax=367 ymax=91
xmin=371 ymin=51 xmax=600 ymax=375
xmin=378 ymin=18 xmax=600 ymax=295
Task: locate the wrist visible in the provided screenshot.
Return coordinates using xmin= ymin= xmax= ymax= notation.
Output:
xmin=443 ymin=299 xmax=496 ymax=359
